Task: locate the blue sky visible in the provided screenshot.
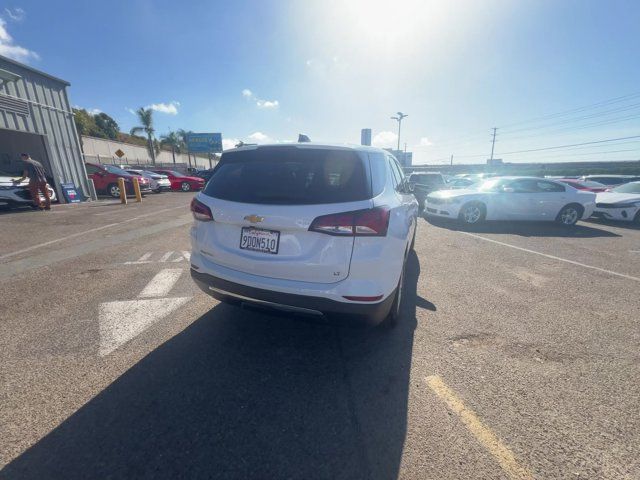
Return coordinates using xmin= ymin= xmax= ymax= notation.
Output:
xmin=1 ymin=0 xmax=640 ymax=164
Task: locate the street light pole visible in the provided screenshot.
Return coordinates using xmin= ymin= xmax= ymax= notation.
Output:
xmin=391 ymin=112 xmax=408 ymax=151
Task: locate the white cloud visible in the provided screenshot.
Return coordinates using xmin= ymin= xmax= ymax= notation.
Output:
xmin=256 ymin=99 xmax=279 ymax=109
xmin=222 ymin=138 xmax=240 ymax=150
xmin=242 ymin=88 xmax=279 ymax=109
xmin=247 ymin=131 xmax=269 ymax=142
xmin=0 ymin=17 xmax=38 ymax=63
xmin=125 ymin=107 xmax=136 ymax=115
xmin=419 ymin=137 xmax=433 ymax=146
xmin=145 ymin=101 xmax=180 ymax=115
xmin=4 ymin=7 xmax=25 ymax=21
xmin=372 ymin=131 xmax=398 ymax=148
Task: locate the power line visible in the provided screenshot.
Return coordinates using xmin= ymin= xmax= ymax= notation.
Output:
xmin=497 ymin=134 xmax=640 ymax=156
xmin=497 ymin=91 xmax=640 ymax=129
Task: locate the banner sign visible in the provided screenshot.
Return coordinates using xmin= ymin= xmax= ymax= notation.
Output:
xmin=186 ymin=133 xmax=222 ymax=153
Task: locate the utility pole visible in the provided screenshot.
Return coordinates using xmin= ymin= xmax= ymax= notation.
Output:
xmin=489 ymin=127 xmax=497 ymax=161
xmin=391 ymin=112 xmax=408 ymax=151
xmin=450 ymin=154 xmax=454 ymax=166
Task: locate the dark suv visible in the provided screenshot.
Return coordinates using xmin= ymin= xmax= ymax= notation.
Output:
xmin=408 ymin=172 xmax=446 ymax=212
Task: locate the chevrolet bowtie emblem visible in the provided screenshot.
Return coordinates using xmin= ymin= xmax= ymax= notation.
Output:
xmin=244 ymin=214 xmax=264 ymax=223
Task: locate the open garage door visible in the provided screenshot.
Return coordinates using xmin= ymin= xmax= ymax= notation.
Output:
xmin=0 ymin=128 xmax=52 ymax=179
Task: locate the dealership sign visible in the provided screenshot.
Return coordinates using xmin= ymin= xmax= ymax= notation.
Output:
xmin=185 ymin=133 xmax=222 ymax=153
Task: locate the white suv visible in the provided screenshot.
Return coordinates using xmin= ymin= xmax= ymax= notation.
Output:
xmin=190 ymin=144 xmax=418 ymax=325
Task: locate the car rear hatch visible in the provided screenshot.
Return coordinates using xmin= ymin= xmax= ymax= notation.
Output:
xmin=193 ymin=145 xmax=375 ymax=284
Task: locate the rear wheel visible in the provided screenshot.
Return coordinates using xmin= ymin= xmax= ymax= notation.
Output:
xmin=556 ymin=204 xmax=582 ymax=226
xmin=458 ymin=202 xmax=486 ymax=225
xmin=633 ymin=210 xmax=640 ymax=224
xmin=385 ymin=259 xmax=405 ymax=327
xmin=410 ymin=222 xmax=417 ymax=250
xmin=181 ymin=182 xmax=191 ymax=192
xmin=107 ymin=183 xmax=121 ymax=198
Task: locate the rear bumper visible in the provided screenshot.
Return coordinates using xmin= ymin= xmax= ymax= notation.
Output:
xmin=191 ymin=269 xmax=395 ymax=324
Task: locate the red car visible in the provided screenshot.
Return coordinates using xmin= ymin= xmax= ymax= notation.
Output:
xmin=556 ymin=178 xmax=608 ymax=193
xmin=151 ymin=169 xmax=205 ymax=192
xmin=85 ymin=163 xmax=151 ymax=198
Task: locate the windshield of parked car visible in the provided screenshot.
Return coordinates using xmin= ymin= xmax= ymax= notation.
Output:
xmin=410 ymin=173 xmax=444 ymax=185
xmin=204 ymin=147 xmax=368 ymax=205
xmin=104 ymin=165 xmax=133 ymax=176
xmin=477 ymin=179 xmax=508 ymax=191
xmin=159 ymin=170 xmax=183 ymax=177
xmin=611 ymin=182 xmax=640 ymax=194
xmin=578 ymin=180 xmax=607 ymax=188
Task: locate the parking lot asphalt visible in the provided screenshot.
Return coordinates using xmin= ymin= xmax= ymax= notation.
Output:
xmin=1 ymin=194 xmax=639 ymax=479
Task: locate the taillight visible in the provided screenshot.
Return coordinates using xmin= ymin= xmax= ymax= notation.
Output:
xmin=190 ymin=198 xmax=213 ymax=221
xmin=309 ymin=207 xmax=390 ymax=236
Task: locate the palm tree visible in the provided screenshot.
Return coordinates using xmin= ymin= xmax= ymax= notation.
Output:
xmin=130 ymin=108 xmax=157 ymax=164
xmin=177 ymin=129 xmax=194 ymax=168
xmin=160 ymin=131 xmax=183 ymax=164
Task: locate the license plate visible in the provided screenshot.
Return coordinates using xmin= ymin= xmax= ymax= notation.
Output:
xmin=239 ymin=227 xmax=280 ymax=254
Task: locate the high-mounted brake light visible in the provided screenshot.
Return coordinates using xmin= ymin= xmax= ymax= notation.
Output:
xmin=309 ymin=207 xmax=390 ymax=236
xmin=190 ymin=198 xmax=214 ymax=221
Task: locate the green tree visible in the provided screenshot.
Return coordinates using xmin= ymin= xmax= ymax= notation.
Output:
xmin=130 ymin=108 xmax=157 ymax=164
xmin=160 ymin=131 xmax=184 ymax=164
xmin=94 ymin=112 xmax=119 ymax=140
xmin=73 ymin=108 xmax=103 ymax=138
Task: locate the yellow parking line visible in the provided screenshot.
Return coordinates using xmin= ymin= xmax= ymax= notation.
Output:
xmin=426 ymin=375 xmax=533 ymax=480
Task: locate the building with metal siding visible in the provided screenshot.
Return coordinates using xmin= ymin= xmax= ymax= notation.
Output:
xmin=0 ymin=54 xmax=88 ymax=201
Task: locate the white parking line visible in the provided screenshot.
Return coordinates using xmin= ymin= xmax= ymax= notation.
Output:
xmin=0 ymin=204 xmax=189 ymax=261
xmin=459 ymin=231 xmax=640 ymax=283
xmin=99 ymin=267 xmax=191 ymax=356
xmin=139 ymin=269 xmax=184 ymax=298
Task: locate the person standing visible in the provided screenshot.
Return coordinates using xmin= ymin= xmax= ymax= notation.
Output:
xmin=13 ymin=153 xmax=51 ymax=210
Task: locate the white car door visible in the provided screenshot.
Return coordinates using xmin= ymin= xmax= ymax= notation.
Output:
xmin=531 ymin=180 xmax=567 ymax=220
xmin=497 ymin=179 xmax=540 ymax=220
xmin=387 ymin=156 xmax=416 ymax=245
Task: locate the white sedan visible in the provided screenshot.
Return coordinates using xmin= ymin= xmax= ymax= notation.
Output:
xmin=425 ymin=177 xmax=596 ymax=226
xmin=593 ymin=181 xmax=640 ymax=223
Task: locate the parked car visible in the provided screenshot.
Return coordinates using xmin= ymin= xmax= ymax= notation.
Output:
xmin=592 ymin=181 xmax=640 ymax=223
xmin=556 ymin=178 xmax=608 ymax=192
xmin=579 ymin=175 xmax=640 ymax=187
xmin=125 ymin=169 xmax=171 ymax=193
xmin=189 ymin=144 xmax=418 ymax=325
xmin=150 ymin=169 xmax=205 ymax=192
xmin=408 ymin=172 xmax=446 ymax=211
xmin=0 ymin=172 xmax=57 ymax=207
xmin=424 ymin=176 xmax=596 ymax=226
xmin=193 ymin=168 xmax=216 ymax=183
xmin=446 ymin=177 xmax=477 ymax=189
xmin=85 ymin=163 xmax=151 ymax=198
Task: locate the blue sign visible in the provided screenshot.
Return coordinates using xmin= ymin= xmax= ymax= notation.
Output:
xmin=186 ymin=133 xmax=222 ymax=153
xmin=60 ymin=182 xmax=82 ymax=203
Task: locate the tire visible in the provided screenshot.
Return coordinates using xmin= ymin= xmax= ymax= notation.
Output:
xmin=633 ymin=210 xmax=640 ymax=225
xmin=410 ymin=222 xmax=417 ymax=251
xmin=181 ymin=182 xmax=192 ymax=192
xmin=107 ymin=183 xmax=121 ymax=198
xmin=384 ymin=258 xmax=406 ymax=327
xmin=153 ymin=187 xmax=161 ymax=194
xmin=458 ymin=202 xmax=486 ymax=225
xmin=556 ymin=204 xmax=582 ymax=226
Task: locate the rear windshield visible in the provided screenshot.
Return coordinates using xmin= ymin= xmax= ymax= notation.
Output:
xmin=204 ymin=147 xmax=369 ymax=204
